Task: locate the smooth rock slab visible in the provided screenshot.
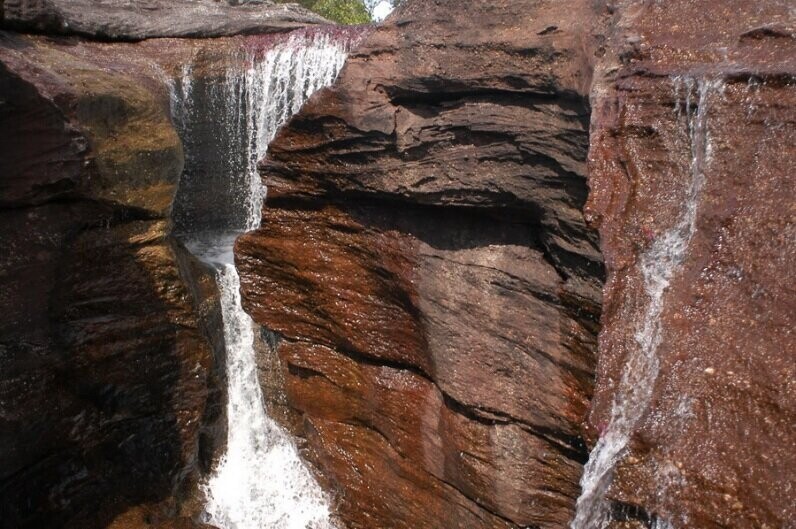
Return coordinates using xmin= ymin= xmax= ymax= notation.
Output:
xmin=1 ymin=0 xmax=328 ymax=40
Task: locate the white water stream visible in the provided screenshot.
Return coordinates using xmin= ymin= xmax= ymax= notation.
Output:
xmin=198 ymin=249 xmax=336 ymax=529
xmin=170 ymin=28 xmax=359 ymax=529
xmin=571 ymin=77 xmax=723 ymax=529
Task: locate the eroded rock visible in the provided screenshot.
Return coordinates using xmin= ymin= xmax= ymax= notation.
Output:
xmin=583 ymin=1 xmax=796 ymax=527
xmin=0 ymin=33 xmax=221 ymax=529
xmin=236 ymin=1 xmax=604 ymax=527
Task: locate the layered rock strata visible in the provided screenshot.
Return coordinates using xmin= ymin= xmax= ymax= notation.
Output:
xmin=2 ymin=0 xmax=793 ymax=528
xmin=236 ymin=1 xmax=605 ymax=528
xmin=238 ymin=0 xmax=796 ymax=528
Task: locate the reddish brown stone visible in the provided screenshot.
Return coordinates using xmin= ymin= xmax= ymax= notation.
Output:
xmin=585 ymin=1 xmax=796 ymax=527
xmin=236 ymin=1 xmax=604 ymax=527
xmin=0 ymin=33 xmax=222 ymax=529
xmin=1 ymin=27 xmax=367 ymax=528
xmin=3 ymin=1 xmax=792 ymax=528
xmin=237 ymin=1 xmax=796 ymax=528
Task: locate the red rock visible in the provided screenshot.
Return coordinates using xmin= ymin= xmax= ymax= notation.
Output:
xmin=0 ymin=33 xmax=223 ymax=529
xmin=238 ymin=1 xmax=796 ymax=528
xmin=0 ymin=27 xmax=355 ymax=528
xmin=2 ymin=0 xmax=793 ymax=527
xmin=236 ymin=1 xmax=604 ymax=527
xmin=584 ymin=1 xmax=796 ymax=527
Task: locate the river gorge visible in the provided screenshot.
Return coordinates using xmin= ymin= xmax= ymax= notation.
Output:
xmin=0 ymin=1 xmax=793 ymax=529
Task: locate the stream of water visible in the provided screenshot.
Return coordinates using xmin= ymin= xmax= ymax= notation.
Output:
xmin=168 ymin=25 xmax=727 ymax=529
xmin=571 ymin=77 xmax=723 ymax=529
xmin=169 ymin=27 xmax=361 ymax=529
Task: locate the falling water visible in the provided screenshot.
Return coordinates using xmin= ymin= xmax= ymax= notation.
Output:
xmin=192 ymin=248 xmax=336 ymax=529
xmin=170 ymin=27 xmax=362 ymax=529
xmin=571 ymin=77 xmax=723 ymax=529
xmin=171 ymin=29 xmax=354 ymax=233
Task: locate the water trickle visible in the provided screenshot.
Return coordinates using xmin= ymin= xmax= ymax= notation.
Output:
xmin=571 ymin=77 xmax=723 ymax=529
xmin=169 ymin=27 xmax=364 ymax=529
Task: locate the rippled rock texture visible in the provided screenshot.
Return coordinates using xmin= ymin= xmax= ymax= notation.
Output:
xmin=583 ymin=1 xmax=795 ymax=527
xmin=0 ymin=0 xmax=326 ymax=40
xmin=236 ymin=1 xmax=604 ymax=528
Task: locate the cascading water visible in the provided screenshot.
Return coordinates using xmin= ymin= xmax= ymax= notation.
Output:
xmin=171 ymin=29 xmax=354 ymax=233
xmin=169 ymin=27 xmax=362 ymax=529
xmin=571 ymin=77 xmax=723 ymax=529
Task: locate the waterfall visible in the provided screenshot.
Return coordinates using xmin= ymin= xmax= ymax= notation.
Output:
xmin=170 ymin=28 xmax=355 ymax=234
xmin=169 ymin=27 xmax=363 ymax=529
xmin=202 ymin=258 xmax=335 ymax=529
xmin=364 ymin=0 xmax=395 ymax=21
xmin=571 ymin=77 xmax=723 ymax=529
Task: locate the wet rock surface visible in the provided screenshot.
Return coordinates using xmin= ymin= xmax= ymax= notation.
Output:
xmin=237 ymin=0 xmax=796 ymax=527
xmin=0 ymin=0 xmax=327 ymax=40
xmin=0 ymin=33 xmax=227 ymax=529
xmin=236 ymin=1 xmax=604 ymax=528
xmin=584 ymin=1 xmax=796 ymax=527
xmin=1 ymin=0 xmax=793 ymax=528
xmin=0 ymin=25 xmax=357 ymax=528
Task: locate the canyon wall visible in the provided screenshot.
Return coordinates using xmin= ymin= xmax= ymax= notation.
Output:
xmin=1 ymin=0 xmax=793 ymax=528
xmin=583 ymin=1 xmax=795 ymax=527
xmin=236 ymin=1 xmax=604 ymax=528
xmin=0 ymin=33 xmax=216 ymax=528
xmin=238 ymin=0 xmax=795 ymax=528
xmin=0 ymin=3 xmax=326 ymax=527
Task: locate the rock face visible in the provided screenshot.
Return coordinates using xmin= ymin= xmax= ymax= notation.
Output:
xmin=236 ymin=1 xmax=604 ymax=528
xmin=0 ymin=6 xmax=353 ymax=523
xmin=2 ymin=1 xmax=793 ymax=528
xmin=0 ymin=0 xmax=327 ymax=40
xmin=582 ymin=1 xmax=796 ymax=527
xmin=0 ymin=33 xmax=230 ymax=529
xmin=237 ymin=0 xmax=796 ymax=528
